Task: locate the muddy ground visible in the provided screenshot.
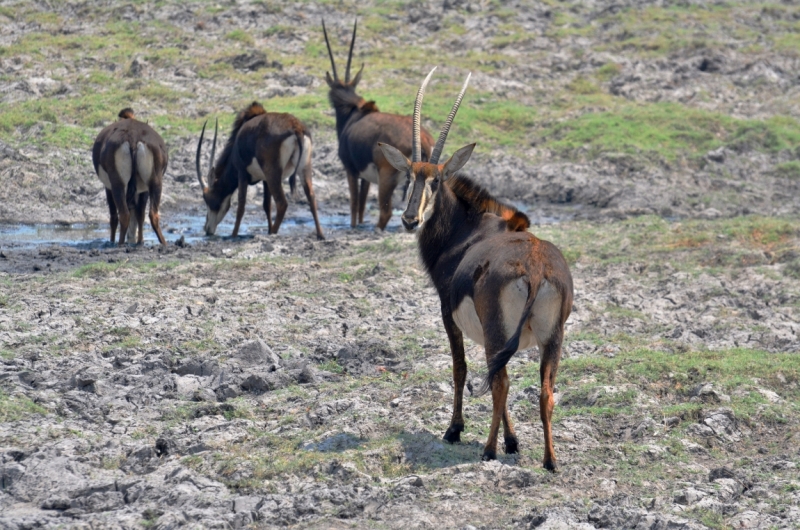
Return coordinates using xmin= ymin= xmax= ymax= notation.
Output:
xmin=1 ymin=0 xmax=800 ymax=529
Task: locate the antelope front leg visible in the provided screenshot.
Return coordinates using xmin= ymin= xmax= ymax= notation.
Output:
xmin=105 ymin=189 xmax=118 ymax=243
xmin=442 ymin=309 xmax=466 ymax=443
xmin=376 ymin=170 xmax=397 ymax=231
xmin=301 ymin=165 xmax=325 ymax=240
xmin=358 ymin=179 xmax=370 ymax=225
xmin=148 ymin=182 xmax=166 ymax=246
xmin=262 ymin=182 xmax=273 ymax=234
xmin=232 ymin=178 xmax=248 ymax=237
xmin=111 ymin=186 xmax=130 ymax=245
xmin=346 ymin=172 xmax=359 ymax=228
xmin=502 ymin=392 xmax=519 ymax=454
xmin=540 ymin=332 xmax=563 ymax=472
xmin=482 ymin=364 xmax=510 ymax=461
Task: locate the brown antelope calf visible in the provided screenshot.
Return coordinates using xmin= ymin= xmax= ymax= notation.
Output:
xmin=92 ymin=108 xmax=167 ymax=245
xmin=196 ymin=102 xmax=323 ymax=239
xmin=323 ymin=20 xmax=434 ymax=230
xmin=378 ymin=70 xmax=574 ymax=469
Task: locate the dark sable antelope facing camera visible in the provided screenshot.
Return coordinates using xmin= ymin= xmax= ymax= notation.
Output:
xmin=379 ymin=69 xmax=574 ymax=469
xmin=92 ymin=108 xmax=167 ymax=246
xmin=196 ymin=102 xmax=324 ymax=239
xmin=323 ymin=20 xmax=434 ymax=230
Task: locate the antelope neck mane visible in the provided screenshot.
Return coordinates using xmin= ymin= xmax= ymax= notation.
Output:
xmin=215 ymin=101 xmax=266 ymax=175
xmin=447 ymin=175 xmax=530 ymax=231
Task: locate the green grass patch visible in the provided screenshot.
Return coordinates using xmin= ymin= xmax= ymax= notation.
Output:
xmin=774 ymin=161 xmax=800 ymax=179
xmin=0 ymin=391 xmax=48 ymax=422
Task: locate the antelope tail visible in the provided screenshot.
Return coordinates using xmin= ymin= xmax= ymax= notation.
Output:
xmin=288 ymin=131 xmax=305 ymax=199
xmin=475 ymin=280 xmax=539 ymax=397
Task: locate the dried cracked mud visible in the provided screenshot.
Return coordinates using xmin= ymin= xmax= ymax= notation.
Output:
xmin=1 ymin=0 xmax=800 ymax=529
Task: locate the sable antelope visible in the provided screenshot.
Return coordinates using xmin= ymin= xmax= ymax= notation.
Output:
xmin=196 ymin=102 xmax=324 ymax=239
xmin=323 ymin=20 xmax=434 ymax=230
xmin=378 ymin=69 xmax=574 ymax=469
xmin=92 ymin=108 xmax=167 ymax=245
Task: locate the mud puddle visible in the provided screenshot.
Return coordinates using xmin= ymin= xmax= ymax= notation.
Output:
xmin=0 ymin=202 xmax=562 ymax=250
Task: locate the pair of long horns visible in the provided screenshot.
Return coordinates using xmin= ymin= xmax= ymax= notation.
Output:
xmin=322 ymin=19 xmax=363 ymax=84
xmin=195 ymin=119 xmax=218 ymax=190
xmin=412 ymin=68 xmax=471 ymax=164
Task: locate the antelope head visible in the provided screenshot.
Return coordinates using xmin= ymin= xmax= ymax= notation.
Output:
xmin=379 ymin=68 xmax=473 ymax=231
xmin=195 ymin=119 xmax=230 ymax=236
xmin=322 ymin=19 xmax=365 ymax=93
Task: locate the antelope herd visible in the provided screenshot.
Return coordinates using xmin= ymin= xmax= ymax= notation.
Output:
xmin=89 ymin=21 xmax=574 ymax=470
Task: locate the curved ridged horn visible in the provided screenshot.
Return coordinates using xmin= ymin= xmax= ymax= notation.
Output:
xmin=207 ymin=118 xmax=218 ymax=186
xmin=196 ymin=120 xmax=208 ymax=189
xmin=412 ymin=67 xmax=436 ymax=163
xmin=196 ymin=119 xmax=218 ymax=190
xmin=345 ymin=19 xmax=357 ymax=83
xmin=322 ymin=20 xmax=338 ymax=81
xmin=430 ymin=72 xmax=471 ymax=165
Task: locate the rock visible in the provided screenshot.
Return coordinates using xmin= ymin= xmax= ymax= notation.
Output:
xmin=702 ymin=408 xmax=747 ymax=442
xmin=708 ymin=466 xmax=736 ymax=481
xmin=225 ymin=51 xmax=268 ymax=71
xmin=690 ymin=382 xmax=731 ymax=403
xmin=241 ymin=372 xmax=291 ymax=393
xmin=127 ymin=56 xmax=147 ymax=77
xmin=234 ymin=339 xmax=281 ymax=366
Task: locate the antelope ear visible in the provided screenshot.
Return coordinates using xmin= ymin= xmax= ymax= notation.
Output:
xmin=378 ymin=142 xmax=411 ymax=172
xmin=350 ymin=63 xmax=364 ymax=87
xmin=442 ymin=143 xmax=475 ymax=180
xmin=325 ymin=71 xmax=337 ymax=88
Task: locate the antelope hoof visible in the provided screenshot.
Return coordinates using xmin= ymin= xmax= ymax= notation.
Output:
xmin=481 ymin=448 xmax=497 ymax=461
xmin=543 ymin=458 xmax=558 ymax=473
xmin=504 ymin=437 xmax=519 ymax=454
xmin=316 ymin=233 xmax=326 ymax=241
xmin=442 ymin=424 xmax=464 ymax=444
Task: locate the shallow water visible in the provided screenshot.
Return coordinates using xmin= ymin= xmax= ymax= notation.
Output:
xmin=0 ymin=203 xmax=563 ymax=249
xmin=0 ymin=207 xmax=398 ymax=249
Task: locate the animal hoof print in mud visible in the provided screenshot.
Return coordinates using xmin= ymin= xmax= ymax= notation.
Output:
xmin=442 ymin=425 xmax=464 ymax=444
xmin=503 ymin=438 xmax=519 ymax=454
xmin=481 ymin=449 xmax=497 ymax=462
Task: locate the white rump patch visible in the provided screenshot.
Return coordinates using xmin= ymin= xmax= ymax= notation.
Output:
xmin=500 ymin=278 xmax=562 ymax=351
xmin=530 ymin=280 xmax=562 ymax=346
xmin=97 ymin=167 xmax=111 ymax=190
xmin=246 ymin=157 xmax=267 ymax=182
xmin=280 ymin=135 xmax=298 ymax=181
xmin=134 ymin=142 xmax=154 ymax=194
xmin=114 ymin=142 xmax=133 ymax=187
xmin=453 ymin=296 xmax=485 ymax=346
xmin=500 ymin=278 xmax=531 ymax=347
xmin=358 ymin=163 xmax=380 ymax=185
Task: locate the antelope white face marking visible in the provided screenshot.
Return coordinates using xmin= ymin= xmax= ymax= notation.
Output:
xmin=418 ymin=179 xmax=437 ymax=226
xmin=114 ymin=141 xmax=133 ymax=187
xmin=204 ymin=195 xmax=232 ymax=235
xmin=453 ymin=296 xmax=485 ymax=346
xmin=358 ymin=163 xmax=380 ymax=184
xmin=134 ymin=142 xmax=154 ymax=194
xmin=246 ymin=157 xmax=267 ymax=182
xmin=97 ymin=167 xmax=112 ymax=189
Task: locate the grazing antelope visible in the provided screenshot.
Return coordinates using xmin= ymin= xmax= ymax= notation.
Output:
xmin=378 ymin=70 xmax=574 ymax=469
xmin=92 ymin=108 xmax=167 ymax=245
xmin=196 ymin=102 xmax=324 ymax=239
xmin=323 ymin=20 xmax=434 ymax=230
